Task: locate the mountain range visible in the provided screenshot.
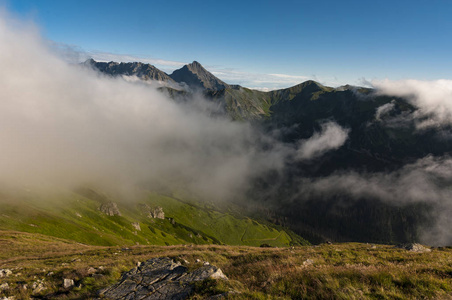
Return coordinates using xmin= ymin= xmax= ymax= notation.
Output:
xmin=87 ymin=58 xmax=450 ymax=168
xmin=84 ymin=59 xmax=452 ymax=246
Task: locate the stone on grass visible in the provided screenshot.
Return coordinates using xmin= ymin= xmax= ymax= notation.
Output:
xmin=63 ymin=278 xmax=75 ymax=289
xmin=303 ymin=259 xmax=314 ymax=266
xmin=0 ymin=269 xmax=12 ymax=278
xmin=397 ymin=243 xmax=431 ymax=253
xmin=98 ymin=257 xmax=228 ymax=300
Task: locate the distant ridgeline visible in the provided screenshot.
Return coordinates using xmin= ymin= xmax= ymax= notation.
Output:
xmin=86 ymin=59 xmax=452 ymax=245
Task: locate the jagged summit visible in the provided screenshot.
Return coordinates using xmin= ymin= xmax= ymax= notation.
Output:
xmin=188 ymin=60 xmax=202 ymax=67
xmin=86 ymin=59 xmax=174 ymax=82
xmin=170 ymin=61 xmax=229 ymax=91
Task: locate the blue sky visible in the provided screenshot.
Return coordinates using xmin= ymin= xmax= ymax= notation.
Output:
xmin=2 ymin=0 xmax=452 ymax=89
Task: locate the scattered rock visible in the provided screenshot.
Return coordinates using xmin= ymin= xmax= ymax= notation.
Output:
xmin=99 ymin=202 xmax=121 ymax=216
xmin=46 ymin=271 xmax=54 ymax=276
xmin=138 ymin=204 xmax=165 ymax=219
xmin=0 ymin=296 xmax=16 ymax=300
xmin=87 ymin=267 xmax=97 ymax=275
xmin=208 ymin=268 xmax=228 ymax=280
xmin=303 ymin=259 xmax=314 ymax=266
xmin=0 ymin=283 xmax=9 ymax=290
xmin=149 ymin=206 xmax=165 ymax=219
xmin=132 ymin=222 xmax=141 ymax=231
xmin=75 ymin=212 xmax=82 ymax=218
xmin=397 ymin=243 xmax=431 ymax=253
xmin=98 ymin=257 xmax=228 ymax=299
xmin=31 ymin=280 xmax=46 ymax=294
xmin=0 ymin=269 xmax=12 ymax=277
xmin=32 ymin=283 xmax=46 ymax=294
xmin=63 ymin=278 xmax=75 ymax=289
xmin=28 ymin=224 xmax=38 ymax=227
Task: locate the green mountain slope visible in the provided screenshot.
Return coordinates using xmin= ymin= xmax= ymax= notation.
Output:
xmin=0 ymin=187 xmax=306 ymax=247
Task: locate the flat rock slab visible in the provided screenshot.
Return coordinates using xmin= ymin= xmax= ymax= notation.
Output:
xmin=98 ymin=257 xmax=227 ymax=300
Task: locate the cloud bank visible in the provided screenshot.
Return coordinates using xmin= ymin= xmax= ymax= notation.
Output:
xmin=373 ymin=79 xmax=452 ymax=128
xmin=0 ymin=12 xmax=275 ymax=201
xmin=297 ymin=155 xmax=452 ymax=246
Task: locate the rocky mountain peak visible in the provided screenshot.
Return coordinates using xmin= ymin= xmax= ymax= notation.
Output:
xmin=189 ymin=60 xmax=202 ymax=67
xmin=186 ymin=60 xmax=204 ymax=72
xmin=170 ymin=61 xmax=229 ymax=91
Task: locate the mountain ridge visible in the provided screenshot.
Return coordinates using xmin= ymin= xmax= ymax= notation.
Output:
xmin=85 ymin=59 xmax=174 ymax=82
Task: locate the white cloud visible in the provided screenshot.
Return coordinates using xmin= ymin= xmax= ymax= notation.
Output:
xmin=375 ymin=101 xmax=395 ymax=120
xmin=296 ymin=122 xmax=349 ymax=160
xmin=373 ymin=79 xmax=452 ymax=128
xmin=0 ymin=11 xmax=289 ymax=202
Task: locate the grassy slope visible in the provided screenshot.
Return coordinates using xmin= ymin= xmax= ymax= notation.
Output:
xmin=0 ymin=187 xmax=304 ymax=247
xmin=1 ymin=231 xmax=451 ymax=299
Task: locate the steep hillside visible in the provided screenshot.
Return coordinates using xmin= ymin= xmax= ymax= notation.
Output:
xmin=206 ymin=86 xmax=272 ymax=120
xmin=0 ymin=186 xmax=306 ymax=247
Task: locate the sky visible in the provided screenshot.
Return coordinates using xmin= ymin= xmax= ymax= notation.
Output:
xmin=2 ymin=0 xmax=452 ymax=89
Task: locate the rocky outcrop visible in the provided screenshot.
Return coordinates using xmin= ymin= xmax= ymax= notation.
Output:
xmin=148 ymin=207 xmax=164 ymax=219
xmin=397 ymin=243 xmax=432 ymax=253
xmin=99 ymin=202 xmax=121 ymax=216
xmin=139 ymin=204 xmax=165 ymax=219
xmin=132 ymin=222 xmax=141 ymax=231
xmin=98 ymin=257 xmax=228 ymax=300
